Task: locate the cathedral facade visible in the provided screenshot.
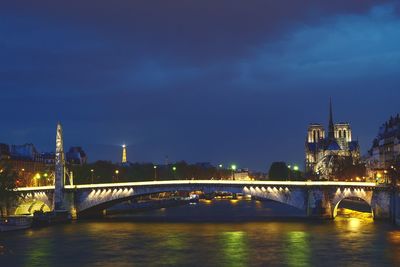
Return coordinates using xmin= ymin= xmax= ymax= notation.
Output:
xmin=305 ymin=101 xmax=360 ymax=180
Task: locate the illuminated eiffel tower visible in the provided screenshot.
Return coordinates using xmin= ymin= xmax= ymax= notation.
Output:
xmin=122 ymin=144 xmax=127 ymax=164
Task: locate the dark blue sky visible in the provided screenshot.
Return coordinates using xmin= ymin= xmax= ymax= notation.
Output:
xmin=1 ymin=1 xmax=400 ymax=171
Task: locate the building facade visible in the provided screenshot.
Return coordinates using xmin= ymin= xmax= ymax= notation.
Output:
xmin=0 ymin=142 xmax=86 ymax=186
xmin=365 ymin=114 xmax=400 ymax=182
xmin=305 ymin=101 xmax=360 ymax=180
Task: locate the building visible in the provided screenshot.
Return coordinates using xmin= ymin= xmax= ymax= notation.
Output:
xmin=10 ymin=143 xmax=40 ymax=161
xmin=66 ymin=146 xmax=87 ymax=165
xmin=0 ymin=143 xmax=10 ymax=160
xmin=0 ymin=142 xmax=86 ymax=186
xmin=305 ymin=100 xmax=360 ymax=180
xmin=365 ymin=114 xmax=400 ymax=182
xmin=233 ymin=168 xmax=252 ymax=181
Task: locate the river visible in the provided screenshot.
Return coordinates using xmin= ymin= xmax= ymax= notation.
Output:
xmin=1 ymin=200 xmax=400 ymax=267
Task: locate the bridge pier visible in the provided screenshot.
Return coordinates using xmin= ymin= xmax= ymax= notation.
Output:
xmin=371 ymin=190 xmax=391 ymax=220
xmin=306 ymin=189 xmax=333 ymax=219
xmin=393 ymin=191 xmax=400 ymax=226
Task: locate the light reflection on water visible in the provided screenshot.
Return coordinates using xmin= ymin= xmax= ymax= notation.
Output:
xmin=220 ymin=231 xmax=248 ymax=267
xmin=0 ymin=202 xmax=399 ymax=266
xmin=285 ymin=231 xmax=310 ymax=267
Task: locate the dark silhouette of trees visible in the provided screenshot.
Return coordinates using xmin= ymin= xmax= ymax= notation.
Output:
xmin=268 ymin=162 xmax=289 ymax=180
xmin=0 ymin=166 xmax=19 ymax=216
xmin=70 ymin=161 xmax=232 ymax=184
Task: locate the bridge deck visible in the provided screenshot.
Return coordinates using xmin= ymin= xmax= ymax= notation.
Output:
xmin=16 ymin=180 xmax=379 ymax=192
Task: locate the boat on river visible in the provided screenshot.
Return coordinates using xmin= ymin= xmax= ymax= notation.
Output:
xmin=0 ymin=216 xmax=33 ymax=232
xmin=33 ymin=210 xmax=71 ymax=226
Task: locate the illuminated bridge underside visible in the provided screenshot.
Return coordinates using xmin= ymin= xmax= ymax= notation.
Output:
xmin=15 ymin=180 xmax=392 ymax=219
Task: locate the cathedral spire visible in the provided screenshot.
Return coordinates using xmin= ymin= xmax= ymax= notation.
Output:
xmin=328 ymin=98 xmax=335 ymax=140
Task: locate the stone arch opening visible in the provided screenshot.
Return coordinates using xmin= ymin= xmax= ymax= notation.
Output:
xmin=333 ymin=197 xmax=373 ymax=219
xmin=78 ymin=189 xmax=196 ymax=218
xmin=15 ymin=200 xmax=51 ymax=215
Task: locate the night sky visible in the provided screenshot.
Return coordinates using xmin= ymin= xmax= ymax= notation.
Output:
xmin=1 ymin=1 xmax=400 ymax=171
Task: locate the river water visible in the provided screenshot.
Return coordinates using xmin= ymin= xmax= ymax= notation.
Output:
xmin=1 ymin=200 xmax=400 ymax=267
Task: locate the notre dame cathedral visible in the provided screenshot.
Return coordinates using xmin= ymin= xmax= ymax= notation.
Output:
xmin=305 ymin=100 xmax=360 ymax=180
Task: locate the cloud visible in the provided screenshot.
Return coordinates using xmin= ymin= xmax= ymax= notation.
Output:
xmin=235 ymin=4 xmax=400 ymax=90
xmin=0 ymin=1 xmax=399 ymax=169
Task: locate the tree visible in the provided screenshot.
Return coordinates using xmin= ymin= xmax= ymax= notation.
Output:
xmin=268 ymin=162 xmax=289 ymax=180
xmin=0 ymin=167 xmax=19 ymax=217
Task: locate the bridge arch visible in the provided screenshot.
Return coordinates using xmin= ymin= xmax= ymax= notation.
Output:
xmin=330 ymin=188 xmax=373 ymax=218
xmin=77 ymin=187 xmax=197 ymax=216
xmin=15 ymin=200 xmax=51 ymax=215
xmin=77 ymin=185 xmax=307 ymax=216
xmin=332 ymin=197 xmax=373 ymax=218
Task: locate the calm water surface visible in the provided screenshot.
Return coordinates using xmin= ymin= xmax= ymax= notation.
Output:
xmin=1 ymin=201 xmax=400 ymax=267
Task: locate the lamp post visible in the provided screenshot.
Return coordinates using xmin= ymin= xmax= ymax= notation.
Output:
xmin=288 ymin=164 xmax=299 ymax=181
xmin=172 ymin=166 xmax=177 ymax=179
xmin=91 ymin=169 xmax=94 ymax=184
xmin=115 ymin=170 xmax=119 ymax=182
xmin=154 ymin=165 xmax=157 ymax=181
xmin=34 ymin=173 xmax=41 ymax=187
xmin=218 ymin=164 xmax=223 ymax=180
xmin=231 ymin=164 xmax=237 ymax=180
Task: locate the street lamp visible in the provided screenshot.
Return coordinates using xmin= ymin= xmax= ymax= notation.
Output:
xmin=231 ymin=164 xmax=237 ymax=180
xmin=91 ymin=169 xmax=94 ymax=184
xmin=34 ymin=173 xmax=41 ymax=186
xmin=115 ymin=170 xmax=119 ymax=182
xmin=172 ymin=166 xmax=177 ymax=179
xmin=153 ymin=165 xmax=157 ymax=181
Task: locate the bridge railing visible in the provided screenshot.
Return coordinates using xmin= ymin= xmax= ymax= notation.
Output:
xmin=15 ymin=180 xmax=379 ymax=191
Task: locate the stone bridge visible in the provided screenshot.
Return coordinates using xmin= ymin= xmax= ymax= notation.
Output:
xmin=14 ymin=180 xmax=399 ymax=221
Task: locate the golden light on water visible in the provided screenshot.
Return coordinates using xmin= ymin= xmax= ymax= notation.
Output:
xmin=388 ymin=231 xmax=400 ymax=244
xmin=220 ymin=231 xmax=248 ymax=267
xmin=285 ymin=231 xmax=310 ymax=267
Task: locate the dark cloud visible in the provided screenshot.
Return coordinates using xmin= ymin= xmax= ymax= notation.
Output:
xmin=0 ymin=1 xmax=399 ymax=170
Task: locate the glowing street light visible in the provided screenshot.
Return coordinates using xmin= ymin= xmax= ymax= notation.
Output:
xmin=293 ymin=165 xmax=299 ymax=171
xmin=231 ymin=164 xmax=237 ymax=180
xmin=90 ymin=169 xmax=94 ymax=184
xmin=115 ymin=170 xmax=119 ymax=182
xmin=34 ymin=173 xmax=41 ymax=187
xmin=154 ymin=165 xmax=157 ymax=180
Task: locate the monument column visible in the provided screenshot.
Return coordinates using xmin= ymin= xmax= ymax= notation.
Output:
xmin=54 ymin=122 xmax=66 ymax=211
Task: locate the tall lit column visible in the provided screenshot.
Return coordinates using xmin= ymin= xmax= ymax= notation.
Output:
xmin=54 ymin=122 xmax=66 ymax=211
